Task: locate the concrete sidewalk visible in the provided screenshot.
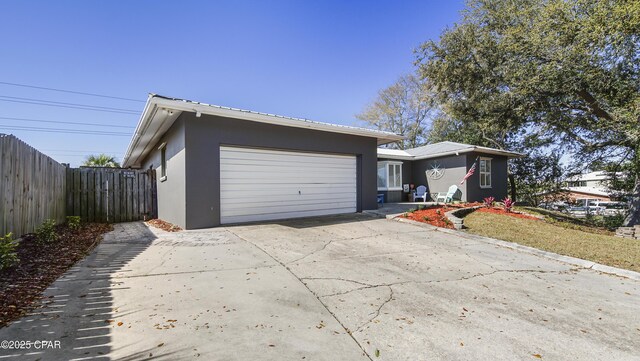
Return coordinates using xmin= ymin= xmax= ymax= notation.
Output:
xmin=0 ymin=215 xmax=639 ymax=360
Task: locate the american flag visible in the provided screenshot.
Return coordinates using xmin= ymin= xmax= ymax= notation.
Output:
xmin=460 ymin=157 xmax=479 ymax=184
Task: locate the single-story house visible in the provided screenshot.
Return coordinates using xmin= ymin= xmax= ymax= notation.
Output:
xmin=376 ymin=142 xmax=523 ymax=203
xmin=122 ymin=94 xmax=403 ymax=229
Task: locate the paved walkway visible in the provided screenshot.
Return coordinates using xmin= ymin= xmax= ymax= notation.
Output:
xmin=0 ymin=215 xmax=638 ymax=360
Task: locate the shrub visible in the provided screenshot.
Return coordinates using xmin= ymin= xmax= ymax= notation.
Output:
xmin=0 ymin=233 xmax=19 ymax=270
xmin=602 ymin=214 xmax=625 ymax=230
xmin=417 ymin=204 xmax=426 ymax=210
xmin=483 ymin=197 xmax=495 ymax=208
xmin=436 ymin=209 xmax=442 ymax=215
xmin=422 ymin=215 xmax=431 ymax=222
xmin=36 ymin=219 xmax=58 ymax=243
xmin=502 ymin=197 xmax=514 ymax=212
xmin=66 ymin=216 xmax=81 ymax=230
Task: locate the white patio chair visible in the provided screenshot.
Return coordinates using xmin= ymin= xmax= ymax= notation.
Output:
xmin=414 ymin=185 xmax=428 ymax=202
xmin=435 ymin=185 xmax=460 ymax=203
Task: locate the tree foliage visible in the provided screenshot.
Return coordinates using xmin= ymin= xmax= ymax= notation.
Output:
xmin=357 ymin=74 xmax=437 ymax=149
xmin=417 ymin=0 xmax=640 ymax=225
xmin=83 ymin=154 xmax=120 ymax=168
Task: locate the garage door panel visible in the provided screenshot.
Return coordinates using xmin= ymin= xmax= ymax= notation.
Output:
xmin=221 ymin=163 xmax=355 ymax=173
xmin=220 ymin=175 xmax=355 ymax=184
xmin=221 ymin=195 xmax=357 ymax=209
xmin=221 ymin=190 xmax=357 ymax=200
xmin=220 ymin=146 xmax=357 ymax=224
xmin=221 ymin=208 xmax=357 ymax=224
xmin=220 ymin=184 xmax=355 ymax=192
xmin=221 ymin=201 xmax=357 ymax=217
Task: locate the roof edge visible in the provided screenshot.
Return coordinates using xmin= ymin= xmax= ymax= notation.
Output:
xmin=123 ymin=94 xmax=404 ymax=167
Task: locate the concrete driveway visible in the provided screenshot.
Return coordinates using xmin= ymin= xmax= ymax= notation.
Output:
xmin=0 ymin=215 xmax=638 ymax=360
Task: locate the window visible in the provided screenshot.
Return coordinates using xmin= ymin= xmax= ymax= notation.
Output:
xmin=479 ymin=157 xmax=491 ymax=188
xmin=159 ymin=142 xmax=167 ymax=181
xmin=377 ymin=161 xmax=402 ymax=190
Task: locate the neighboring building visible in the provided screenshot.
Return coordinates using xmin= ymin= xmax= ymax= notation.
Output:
xmin=122 ymin=94 xmax=402 ymax=229
xmin=377 ymin=142 xmax=523 ymax=202
xmin=542 ymin=171 xmax=620 ymax=204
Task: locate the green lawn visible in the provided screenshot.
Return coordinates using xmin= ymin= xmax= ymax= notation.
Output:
xmin=463 ymin=211 xmax=640 ymax=273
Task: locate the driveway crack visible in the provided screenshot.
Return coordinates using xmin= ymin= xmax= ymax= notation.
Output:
xmin=226 ymin=229 xmax=374 ymax=361
xmin=355 ymin=285 xmax=394 ymax=333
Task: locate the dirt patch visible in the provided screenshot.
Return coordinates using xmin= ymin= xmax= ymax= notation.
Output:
xmin=0 ymin=223 xmax=113 ymax=328
xmin=476 ymin=207 xmax=541 ymax=220
xmin=146 ymin=219 xmax=182 ymax=232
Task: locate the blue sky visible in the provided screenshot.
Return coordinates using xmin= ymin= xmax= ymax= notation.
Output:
xmin=0 ymin=0 xmax=464 ymax=166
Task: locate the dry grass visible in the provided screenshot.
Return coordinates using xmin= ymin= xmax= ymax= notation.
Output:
xmin=463 ymin=211 xmax=640 ymax=272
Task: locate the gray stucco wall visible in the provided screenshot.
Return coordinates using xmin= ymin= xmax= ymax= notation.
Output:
xmin=465 ymin=152 xmax=508 ymax=202
xmin=141 ymin=118 xmax=187 ymax=228
xmin=377 ymin=158 xmax=412 ymax=203
xmin=412 ymin=155 xmax=467 ymax=201
xmin=183 ymin=112 xmax=379 ymax=229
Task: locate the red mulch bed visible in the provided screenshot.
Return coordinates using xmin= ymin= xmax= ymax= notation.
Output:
xmin=403 ymin=205 xmax=457 ymax=229
xmin=402 ymin=204 xmax=540 ymax=228
xmin=476 ymin=207 xmax=541 ymax=220
xmin=0 ymin=223 xmax=113 ymax=328
xmin=146 ymin=219 xmax=182 ymax=232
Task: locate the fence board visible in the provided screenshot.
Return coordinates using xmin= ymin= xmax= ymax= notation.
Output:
xmin=66 ymin=167 xmax=156 ymax=223
xmin=0 ymin=135 xmax=67 ymax=237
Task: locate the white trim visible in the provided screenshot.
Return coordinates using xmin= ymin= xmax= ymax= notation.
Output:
xmin=377 ymin=161 xmax=403 ymax=191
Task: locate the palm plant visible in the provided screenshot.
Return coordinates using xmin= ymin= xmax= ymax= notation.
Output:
xmin=83 ymin=154 xmax=120 ymax=168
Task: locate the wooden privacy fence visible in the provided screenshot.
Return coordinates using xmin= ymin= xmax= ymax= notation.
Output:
xmin=0 ymin=134 xmax=67 ymax=237
xmin=66 ymin=168 xmax=157 ymax=223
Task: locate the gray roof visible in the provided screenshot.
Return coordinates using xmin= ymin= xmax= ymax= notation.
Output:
xmin=123 ymin=94 xmax=404 ymax=168
xmin=152 ymin=94 xmax=402 ymax=139
xmin=378 ymin=141 xmax=524 ymax=160
xmin=405 ymin=141 xmax=478 ymax=157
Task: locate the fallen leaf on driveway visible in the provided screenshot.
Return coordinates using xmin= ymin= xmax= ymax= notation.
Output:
xmin=117 ymin=322 xmax=123 ymax=326
xmin=157 ymin=343 xmax=165 ymax=347
xmin=532 ymin=354 xmax=542 ymax=358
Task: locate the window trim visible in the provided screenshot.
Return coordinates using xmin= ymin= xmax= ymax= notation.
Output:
xmin=377 ymin=161 xmax=403 ymax=191
xmin=479 ymin=157 xmax=492 ymax=189
xmin=159 ymin=142 xmax=167 ymax=182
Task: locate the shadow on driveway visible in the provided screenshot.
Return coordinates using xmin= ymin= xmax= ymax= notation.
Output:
xmin=0 ymin=223 xmax=170 ymax=360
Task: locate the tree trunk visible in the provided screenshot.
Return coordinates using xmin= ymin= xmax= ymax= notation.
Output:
xmin=623 ymin=175 xmax=640 ymax=226
xmin=508 ymin=174 xmax=517 ymax=202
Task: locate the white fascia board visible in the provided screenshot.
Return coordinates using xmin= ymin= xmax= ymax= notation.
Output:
xmin=376 ymin=154 xmax=414 ymax=160
xmin=122 ymin=100 xmax=181 ymax=168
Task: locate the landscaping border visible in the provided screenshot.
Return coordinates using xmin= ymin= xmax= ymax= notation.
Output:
xmin=444 ymin=206 xmax=482 ymax=229
xmin=386 ymin=214 xmax=640 ymax=282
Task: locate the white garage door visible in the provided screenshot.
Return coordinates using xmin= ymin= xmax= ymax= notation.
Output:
xmin=220 ymin=146 xmax=357 ymax=224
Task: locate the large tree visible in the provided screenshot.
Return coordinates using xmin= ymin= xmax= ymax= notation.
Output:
xmin=357 ymin=74 xmax=437 ymax=149
xmin=417 ymin=0 xmax=640 ymax=225
xmin=82 ymin=154 xmax=120 ymax=168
